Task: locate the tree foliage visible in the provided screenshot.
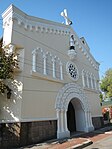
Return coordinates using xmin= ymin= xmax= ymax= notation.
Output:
xmin=0 ymin=38 xmax=18 ymax=96
xmin=100 ymin=68 xmax=112 ymax=98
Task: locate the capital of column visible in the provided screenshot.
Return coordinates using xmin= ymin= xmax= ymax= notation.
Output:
xmin=56 ymin=108 xmax=61 ymax=112
xmin=52 ymin=57 xmax=55 ymax=62
xmin=43 ymin=53 xmax=47 ymax=59
xmin=32 ymin=49 xmax=37 ymax=55
xmin=59 ymin=61 xmax=63 ymax=66
xmin=60 ymin=109 xmax=64 ymax=113
xmin=18 ymin=19 xmax=22 ymax=25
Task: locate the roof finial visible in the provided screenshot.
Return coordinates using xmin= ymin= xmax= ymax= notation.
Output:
xmin=61 ymin=9 xmax=72 ymax=25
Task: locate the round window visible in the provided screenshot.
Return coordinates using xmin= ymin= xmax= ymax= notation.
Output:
xmin=66 ymin=62 xmax=79 ymax=81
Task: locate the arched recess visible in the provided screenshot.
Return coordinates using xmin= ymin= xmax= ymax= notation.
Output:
xmin=55 ymin=83 xmax=94 ymax=139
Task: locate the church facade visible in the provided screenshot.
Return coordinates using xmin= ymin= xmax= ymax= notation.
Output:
xmin=0 ymin=5 xmax=103 ymax=148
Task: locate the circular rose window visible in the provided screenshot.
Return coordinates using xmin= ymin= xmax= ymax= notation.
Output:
xmin=66 ymin=62 xmax=79 ymax=81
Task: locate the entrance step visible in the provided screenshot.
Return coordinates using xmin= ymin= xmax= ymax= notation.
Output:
xmin=70 ymin=131 xmax=85 ymax=138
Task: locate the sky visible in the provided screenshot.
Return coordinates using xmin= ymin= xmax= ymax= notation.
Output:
xmin=0 ymin=0 xmax=112 ymax=79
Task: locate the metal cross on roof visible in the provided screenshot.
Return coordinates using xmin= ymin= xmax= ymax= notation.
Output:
xmin=61 ymin=9 xmax=72 ymax=25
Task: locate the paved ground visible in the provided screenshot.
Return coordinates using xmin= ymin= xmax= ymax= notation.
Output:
xmin=19 ymin=125 xmax=112 ymax=149
xmin=85 ymin=135 xmax=112 ymax=149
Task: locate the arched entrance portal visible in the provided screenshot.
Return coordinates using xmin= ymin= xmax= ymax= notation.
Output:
xmin=55 ymin=83 xmax=94 ymax=139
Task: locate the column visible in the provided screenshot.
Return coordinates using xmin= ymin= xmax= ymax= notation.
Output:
xmin=64 ymin=110 xmax=68 ymax=131
xmin=85 ymin=111 xmax=89 ymax=132
xmin=94 ymin=77 xmax=97 ymax=90
xmin=60 ymin=61 xmax=63 ymax=80
xmin=56 ymin=109 xmax=61 ymax=134
xmin=88 ymin=112 xmax=92 ymax=127
xmin=88 ymin=111 xmax=94 ymax=131
xmin=86 ymin=73 xmax=89 ymax=88
xmin=87 ymin=111 xmax=90 ymax=127
xmin=52 ymin=57 xmax=56 ymax=78
xmin=43 ymin=53 xmax=47 ymax=75
xmin=32 ymin=49 xmax=37 ymax=72
xmin=82 ymin=71 xmax=85 ymax=87
xmin=91 ymin=75 xmax=93 ymax=89
xmin=60 ymin=109 xmax=64 ymax=132
xmin=90 ymin=112 xmax=93 ymax=126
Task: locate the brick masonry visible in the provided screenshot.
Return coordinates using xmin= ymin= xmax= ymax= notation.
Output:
xmin=0 ymin=120 xmax=57 ymax=149
xmin=92 ymin=116 xmax=104 ymax=129
xmin=0 ymin=118 xmax=105 ymax=148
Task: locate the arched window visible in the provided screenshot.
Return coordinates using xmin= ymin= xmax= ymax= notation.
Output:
xmin=36 ymin=48 xmax=43 ymax=74
xmin=92 ymin=75 xmax=95 ymax=89
xmin=55 ymin=57 xmax=61 ymax=79
xmin=96 ymin=80 xmax=99 ymax=90
xmin=32 ymin=48 xmax=64 ymax=81
xmin=90 ymin=73 xmax=93 ymax=89
xmin=82 ymin=70 xmax=88 ymax=88
xmin=85 ymin=72 xmax=88 ymax=88
xmin=82 ymin=70 xmax=85 ymax=87
xmin=46 ymin=53 xmax=52 ymax=76
xmin=59 ymin=61 xmax=63 ymax=80
xmin=43 ymin=52 xmax=47 ymax=75
xmin=32 ymin=49 xmax=37 ymax=72
xmin=52 ymin=56 xmax=56 ymax=78
xmin=88 ymin=73 xmax=92 ymax=88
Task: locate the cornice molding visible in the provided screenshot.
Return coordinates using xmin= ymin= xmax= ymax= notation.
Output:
xmin=12 ymin=12 xmax=71 ymax=36
xmin=2 ymin=4 xmax=71 ymax=36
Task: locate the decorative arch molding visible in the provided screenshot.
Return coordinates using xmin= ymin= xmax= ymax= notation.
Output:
xmin=81 ymin=69 xmax=98 ymax=91
xmin=32 ymin=48 xmax=64 ymax=81
xmin=55 ymin=83 xmax=94 ymax=139
xmin=55 ymin=83 xmax=90 ymax=112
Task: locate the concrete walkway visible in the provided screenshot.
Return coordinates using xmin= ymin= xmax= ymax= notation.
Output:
xmin=19 ymin=125 xmax=112 ymax=149
xmin=85 ymin=135 xmax=112 ymax=149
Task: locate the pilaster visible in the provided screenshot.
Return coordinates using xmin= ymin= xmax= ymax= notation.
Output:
xmin=52 ymin=57 xmax=56 ymax=78
xmin=43 ymin=53 xmax=47 ymax=75
xmin=59 ymin=61 xmax=63 ymax=80
xmin=32 ymin=49 xmax=37 ymax=72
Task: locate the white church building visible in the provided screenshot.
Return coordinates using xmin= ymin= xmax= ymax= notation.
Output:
xmin=0 ymin=5 xmax=103 ymax=148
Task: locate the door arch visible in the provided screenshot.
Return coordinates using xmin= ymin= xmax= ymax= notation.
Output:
xmin=55 ymin=83 xmax=94 ymax=139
